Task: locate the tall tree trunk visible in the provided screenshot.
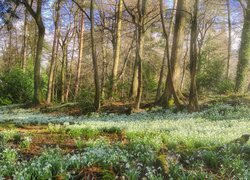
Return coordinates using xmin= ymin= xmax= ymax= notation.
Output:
xmin=22 ymin=0 xmax=45 ymax=104
xmin=74 ymin=11 xmax=84 ymax=101
xmin=155 ymin=0 xmax=177 ymax=102
xmin=22 ymin=9 xmax=28 ymax=72
xmin=65 ymin=31 xmax=76 ymax=102
xmin=46 ymin=0 xmax=61 ymax=104
xmin=159 ymin=0 xmax=186 ymax=110
xmin=130 ymin=41 xmax=139 ymax=99
xmin=101 ymin=29 xmax=107 ymax=100
xmin=133 ymin=0 xmax=147 ymax=110
xmin=33 ymin=23 xmax=45 ymax=104
xmin=60 ymin=46 xmax=67 ymax=103
xmin=235 ymin=1 xmax=250 ymax=93
xmin=90 ymin=0 xmax=101 ymax=111
xmin=188 ymin=0 xmax=199 ymax=112
xmin=226 ymin=0 xmax=232 ymax=79
xmin=134 ymin=27 xmax=145 ymax=110
xmin=30 ymin=0 xmax=45 ymax=104
xmin=110 ymin=0 xmax=123 ymax=98
xmin=7 ymin=30 xmax=12 ymax=72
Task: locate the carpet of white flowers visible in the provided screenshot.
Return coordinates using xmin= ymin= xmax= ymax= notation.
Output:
xmin=0 ymin=104 xmax=249 ymax=179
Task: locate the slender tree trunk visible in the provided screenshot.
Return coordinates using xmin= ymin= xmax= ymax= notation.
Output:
xmin=52 ymin=61 xmax=57 ymax=101
xmin=188 ymin=0 xmax=199 ymax=112
xmin=7 ymin=30 xmax=12 ymax=72
xmin=65 ymin=32 xmax=76 ymax=102
xmin=156 ymin=44 xmax=167 ymax=101
xmin=130 ymin=38 xmax=139 ymax=99
xmin=90 ymin=0 xmax=101 ymax=111
xmin=133 ymin=0 xmax=147 ymax=110
xmin=101 ymin=29 xmax=107 ymax=100
xmin=60 ymin=46 xmax=67 ymax=103
xmin=22 ymin=9 xmax=28 ymax=72
xmin=46 ymin=0 xmax=61 ymax=104
xmin=118 ymin=33 xmax=135 ymax=81
xmin=226 ymin=0 xmax=232 ymax=79
xmin=74 ymin=11 xmax=84 ymax=100
xmin=134 ymin=27 xmax=145 ymax=110
xmin=235 ymin=0 xmax=250 ymax=93
xmin=110 ymin=0 xmax=123 ymax=97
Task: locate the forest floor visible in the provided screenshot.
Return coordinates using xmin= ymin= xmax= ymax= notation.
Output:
xmin=0 ymin=95 xmax=250 ymax=179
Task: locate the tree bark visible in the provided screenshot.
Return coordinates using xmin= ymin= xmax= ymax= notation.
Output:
xmin=90 ymin=0 xmax=101 ymax=111
xmin=155 ymin=0 xmax=176 ymax=102
xmin=46 ymin=0 xmax=61 ymax=104
xmin=110 ymin=0 xmax=123 ymax=98
xmin=21 ymin=9 xmax=28 ymax=72
xmin=226 ymin=0 xmax=232 ymax=79
xmin=235 ymin=0 xmax=250 ymax=93
xmin=60 ymin=46 xmax=67 ymax=103
xmin=65 ymin=30 xmax=76 ymax=103
xmin=188 ymin=0 xmax=199 ymax=112
xmin=23 ymin=0 xmax=45 ymax=105
xmin=133 ymin=0 xmax=147 ymax=110
xmin=130 ymin=41 xmax=139 ymax=99
xmin=159 ymin=0 xmax=186 ymax=110
xmin=74 ymin=11 xmax=84 ymax=101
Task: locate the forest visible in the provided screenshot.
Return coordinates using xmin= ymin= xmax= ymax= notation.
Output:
xmin=0 ymin=0 xmax=249 ymax=179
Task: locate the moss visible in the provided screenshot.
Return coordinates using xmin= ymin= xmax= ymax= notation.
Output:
xmin=155 ymin=154 xmax=169 ymax=177
xmin=235 ymin=2 xmax=250 ymax=93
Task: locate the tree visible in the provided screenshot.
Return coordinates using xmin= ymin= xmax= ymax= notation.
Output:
xmin=46 ymin=0 xmax=61 ymax=104
xmin=110 ymin=0 xmax=123 ymax=98
xmin=188 ymin=0 xmax=199 ymax=112
xmin=156 ymin=0 xmax=176 ymax=101
xmin=235 ymin=0 xmax=250 ymax=93
xmin=20 ymin=0 xmax=45 ymax=104
xmin=159 ymin=0 xmax=187 ymax=110
xmin=59 ymin=24 xmax=74 ymax=103
xmin=226 ymin=0 xmax=232 ymax=79
xmin=123 ymin=0 xmax=153 ymax=110
xmin=90 ymin=0 xmax=101 ymax=111
xmin=74 ymin=9 xmax=84 ymax=100
xmin=21 ymin=9 xmax=28 ymax=72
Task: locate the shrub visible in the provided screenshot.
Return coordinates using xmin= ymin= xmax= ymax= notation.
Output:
xmin=217 ymin=80 xmax=234 ymax=94
xmin=78 ymin=88 xmax=95 ymax=113
xmin=0 ymin=68 xmax=33 ymax=104
xmin=197 ymin=59 xmax=224 ymax=93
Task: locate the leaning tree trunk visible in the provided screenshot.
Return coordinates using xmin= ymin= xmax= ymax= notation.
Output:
xmin=235 ymin=0 xmax=250 ymax=93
